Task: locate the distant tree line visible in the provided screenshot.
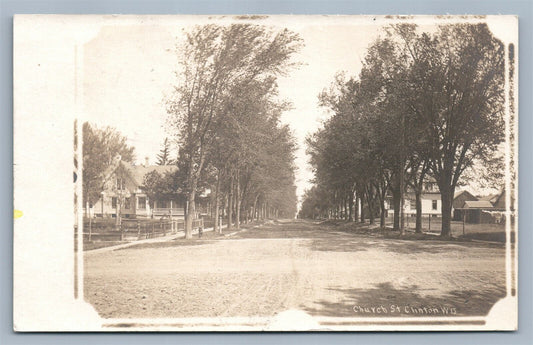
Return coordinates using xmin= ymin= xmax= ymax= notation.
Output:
xmin=300 ymin=23 xmax=506 ymax=237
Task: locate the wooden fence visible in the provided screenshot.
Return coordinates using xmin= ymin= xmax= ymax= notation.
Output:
xmin=77 ymin=218 xmax=204 ymax=242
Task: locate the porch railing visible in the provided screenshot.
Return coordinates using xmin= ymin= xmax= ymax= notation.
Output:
xmin=152 ymin=208 xmax=185 ymax=216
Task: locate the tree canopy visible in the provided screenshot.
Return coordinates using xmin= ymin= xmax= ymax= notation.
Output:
xmin=165 ymin=24 xmax=303 ymax=238
xmin=301 ymin=23 xmax=505 ymax=237
xmin=82 ymin=122 xmax=135 ymax=210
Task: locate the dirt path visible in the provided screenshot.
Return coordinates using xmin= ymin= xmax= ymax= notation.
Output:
xmin=84 ymin=220 xmax=506 ymax=319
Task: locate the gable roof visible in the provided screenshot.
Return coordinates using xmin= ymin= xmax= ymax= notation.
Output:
xmin=478 ymin=194 xmax=498 ymax=203
xmin=462 ymin=200 xmax=494 ymax=209
xmin=454 ymin=190 xmax=476 ymax=200
xmin=123 ymin=163 xmax=178 ymax=187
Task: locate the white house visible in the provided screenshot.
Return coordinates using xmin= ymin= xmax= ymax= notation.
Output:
xmin=387 ymin=178 xmax=442 ymax=217
xmin=88 ymin=160 xmax=183 ymax=219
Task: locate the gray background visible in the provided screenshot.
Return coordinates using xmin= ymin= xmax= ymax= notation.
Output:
xmin=1 ymin=0 xmax=531 ymax=344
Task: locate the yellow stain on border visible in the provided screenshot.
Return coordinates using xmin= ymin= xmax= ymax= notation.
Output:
xmin=14 ymin=209 xmax=23 ymax=219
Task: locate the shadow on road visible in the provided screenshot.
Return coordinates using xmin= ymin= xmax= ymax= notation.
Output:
xmin=308 ymin=238 xmax=369 ymax=253
xmin=367 ymin=239 xmax=503 ymax=255
xmin=234 ymin=220 xmax=338 ymax=239
xmin=303 ymin=282 xmax=506 ymax=317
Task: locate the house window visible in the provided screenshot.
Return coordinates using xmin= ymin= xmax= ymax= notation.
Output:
xmin=116 ymin=177 xmax=125 ymax=190
xmin=111 ymin=197 xmax=117 ymax=209
xmin=138 ymin=197 xmax=146 ymax=209
xmin=125 ymin=197 xmax=131 ymax=209
xmin=410 ymin=201 xmax=416 ymax=210
xmin=432 ymin=200 xmax=438 ymax=210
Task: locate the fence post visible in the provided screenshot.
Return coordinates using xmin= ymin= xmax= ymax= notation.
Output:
xmin=162 ymin=219 xmax=166 ymax=236
xmin=428 ymin=214 xmax=431 ymax=231
xmin=120 ymin=221 xmax=124 ymax=241
xmin=137 ymin=220 xmax=141 ymax=240
xmin=152 ymin=223 xmax=155 ymax=238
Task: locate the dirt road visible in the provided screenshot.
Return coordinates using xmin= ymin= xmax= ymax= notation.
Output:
xmin=84 ymin=220 xmax=506 ymax=319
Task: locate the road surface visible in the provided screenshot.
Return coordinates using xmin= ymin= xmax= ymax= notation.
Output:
xmin=84 ymin=220 xmax=506 ymax=319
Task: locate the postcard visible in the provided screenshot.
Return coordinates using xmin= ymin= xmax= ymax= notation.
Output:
xmin=13 ymin=14 xmax=518 ymax=331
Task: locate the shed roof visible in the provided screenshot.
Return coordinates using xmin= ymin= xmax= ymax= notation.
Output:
xmin=462 ymin=200 xmax=494 ymax=209
xmin=454 ymin=190 xmax=477 ymax=200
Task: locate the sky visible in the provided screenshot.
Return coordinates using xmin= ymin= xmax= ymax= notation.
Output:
xmin=83 ymin=16 xmax=388 ymax=204
xmin=82 ymin=16 xmax=507 ymax=205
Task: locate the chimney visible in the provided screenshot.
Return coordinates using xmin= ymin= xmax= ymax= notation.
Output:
xmin=144 ymin=157 xmax=149 ymax=167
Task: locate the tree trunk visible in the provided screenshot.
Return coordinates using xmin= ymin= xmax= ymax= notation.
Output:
xmin=348 ymin=190 xmax=354 ymax=222
xmin=360 ymin=192 xmax=366 ymax=223
xmin=415 ymin=188 xmax=422 ymax=233
xmin=184 ymin=152 xmax=201 ymax=239
xmin=399 ymin=169 xmax=405 ymax=236
xmin=354 ymin=192 xmax=359 ymax=223
xmin=252 ymin=194 xmax=259 ymax=221
xmin=392 ymin=177 xmax=400 ymax=230
xmin=228 ymin=173 xmax=233 ymax=230
xmin=343 ymin=195 xmax=348 ymax=220
xmin=367 ymin=190 xmax=375 ymax=225
xmin=214 ymin=170 xmax=221 ymax=234
xmin=440 ymin=186 xmax=453 ymax=237
xmin=236 ymin=169 xmax=240 ymax=229
xmin=380 ymin=197 xmax=386 ymax=228
xmin=399 ymin=190 xmax=405 ymax=236
xmin=185 ymin=191 xmax=196 ymax=239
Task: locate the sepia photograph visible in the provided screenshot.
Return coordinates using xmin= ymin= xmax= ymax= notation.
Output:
xmin=13 ymin=14 xmax=518 ymax=331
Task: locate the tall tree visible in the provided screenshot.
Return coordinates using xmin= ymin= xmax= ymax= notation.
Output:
xmin=166 ymin=24 xmax=302 ymax=238
xmin=303 ymin=23 xmax=505 ymax=239
xmin=391 ymin=24 xmax=505 ymax=237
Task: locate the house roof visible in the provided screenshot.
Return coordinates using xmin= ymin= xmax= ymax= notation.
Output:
xmin=123 ymin=163 xmax=178 ymax=187
xmin=462 ymin=200 xmax=494 ymax=209
xmin=454 ymin=190 xmax=476 ymax=200
xmin=478 ymin=194 xmax=498 ymax=203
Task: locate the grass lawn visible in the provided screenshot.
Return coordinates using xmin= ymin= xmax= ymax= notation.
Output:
xmin=336 ymin=216 xmax=512 ymax=242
